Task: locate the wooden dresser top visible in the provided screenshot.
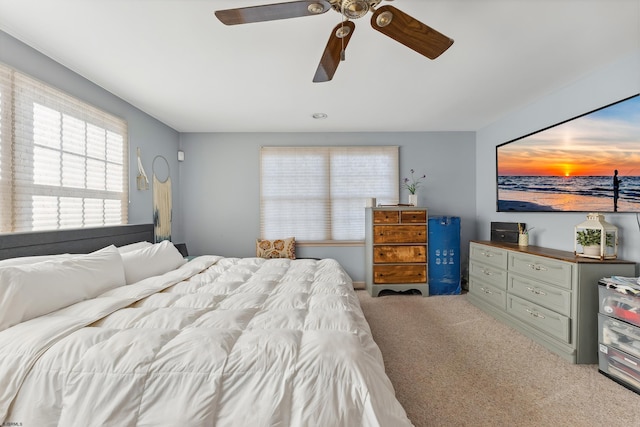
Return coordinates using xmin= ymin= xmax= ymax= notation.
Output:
xmin=472 ymin=240 xmax=636 ymax=265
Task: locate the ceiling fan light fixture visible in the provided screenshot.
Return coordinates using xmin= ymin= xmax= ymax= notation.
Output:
xmin=335 ymin=25 xmax=351 ymax=38
xmin=308 ymin=3 xmax=326 ymax=14
xmin=375 ymin=10 xmax=393 ymax=27
xmin=341 ymin=0 xmax=369 ymax=19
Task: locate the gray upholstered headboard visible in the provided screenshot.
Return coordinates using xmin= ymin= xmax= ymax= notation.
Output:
xmin=0 ymin=224 xmax=154 ymax=260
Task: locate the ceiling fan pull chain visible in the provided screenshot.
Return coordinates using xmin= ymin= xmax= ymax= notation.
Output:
xmin=340 ymin=14 xmax=346 ymax=61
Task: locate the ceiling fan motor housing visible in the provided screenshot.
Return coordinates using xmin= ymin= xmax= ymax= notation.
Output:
xmin=331 ymin=0 xmax=382 ymax=19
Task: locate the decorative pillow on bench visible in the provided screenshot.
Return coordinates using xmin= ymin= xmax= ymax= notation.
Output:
xmin=256 ymin=237 xmax=296 ymax=259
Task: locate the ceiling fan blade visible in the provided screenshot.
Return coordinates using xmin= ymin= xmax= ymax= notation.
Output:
xmin=215 ymin=0 xmax=331 ymax=25
xmin=370 ymin=5 xmax=453 ymax=59
xmin=313 ymin=21 xmax=356 ymax=83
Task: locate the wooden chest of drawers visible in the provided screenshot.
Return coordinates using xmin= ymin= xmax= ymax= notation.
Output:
xmin=365 ymin=207 xmax=428 ymax=297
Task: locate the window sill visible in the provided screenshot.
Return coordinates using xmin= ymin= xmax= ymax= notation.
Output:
xmin=296 ymin=240 xmax=364 ymax=247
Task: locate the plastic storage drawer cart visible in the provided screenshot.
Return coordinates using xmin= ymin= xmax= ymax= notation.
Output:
xmin=428 ymin=216 xmax=461 ymax=295
xmin=599 ymin=281 xmax=640 ymax=393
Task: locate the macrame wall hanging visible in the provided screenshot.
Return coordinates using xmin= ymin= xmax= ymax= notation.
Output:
xmin=152 ymin=155 xmax=172 ymax=243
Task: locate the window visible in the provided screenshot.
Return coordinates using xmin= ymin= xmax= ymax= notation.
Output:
xmin=0 ymin=63 xmax=128 ymax=232
xmin=260 ymin=146 xmax=398 ymax=242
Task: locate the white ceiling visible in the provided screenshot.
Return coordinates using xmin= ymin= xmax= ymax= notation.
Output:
xmin=0 ymin=0 xmax=638 ymax=133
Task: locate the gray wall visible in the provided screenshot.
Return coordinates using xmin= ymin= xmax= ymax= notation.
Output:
xmin=476 ymin=51 xmax=640 ymax=266
xmin=0 ymin=31 xmax=182 ymax=240
xmin=179 ymin=132 xmax=476 ymax=282
xmin=9 ymin=26 xmax=639 ymax=281
xmin=0 ymin=28 xmax=477 ymax=283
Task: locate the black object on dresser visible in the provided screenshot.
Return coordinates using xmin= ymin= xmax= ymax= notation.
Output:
xmin=490 ymin=222 xmax=522 ymax=244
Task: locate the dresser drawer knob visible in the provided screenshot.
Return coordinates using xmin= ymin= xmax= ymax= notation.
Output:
xmin=525 ymin=308 xmax=545 ymax=319
xmin=481 ymin=268 xmax=493 ymax=276
xmin=527 ymin=263 xmax=548 ymax=271
xmin=481 ymin=251 xmax=494 ymax=258
xmin=526 ymin=286 xmax=546 ymax=296
xmin=480 ymin=287 xmax=493 ymax=294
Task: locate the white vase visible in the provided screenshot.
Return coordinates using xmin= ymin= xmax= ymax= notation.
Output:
xmin=518 ymin=233 xmax=529 ymax=246
xmin=408 ymin=194 xmax=418 ymax=206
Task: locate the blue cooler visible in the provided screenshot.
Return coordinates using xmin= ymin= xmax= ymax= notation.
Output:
xmin=428 ymin=216 xmax=461 ymax=295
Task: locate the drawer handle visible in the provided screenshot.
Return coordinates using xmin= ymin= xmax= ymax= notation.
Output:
xmin=527 ymin=263 xmax=548 ymax=272
xmin=481 ymin=268 xmax=493 ymax=276
xmin=525 ymin=308 xmax=545 ymax=319
xmin=480 ymin=251 xmax=494 ymax=258
xmin=480 ymin=287 xmax=493 ymax=295
xmin=526 ymin=286 xmax=547 ymax=296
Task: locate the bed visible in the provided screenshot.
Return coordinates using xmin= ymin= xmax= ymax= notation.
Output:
xmin=0 ymin=225 xmax=412 ymax=426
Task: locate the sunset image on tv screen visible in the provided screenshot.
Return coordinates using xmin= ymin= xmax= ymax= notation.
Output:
xmin=497 ymin=94 xmax=640 ymax=212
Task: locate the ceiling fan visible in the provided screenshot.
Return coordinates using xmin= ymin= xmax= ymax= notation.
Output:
xmin=215 ymin=0 xmax=454 ymax=82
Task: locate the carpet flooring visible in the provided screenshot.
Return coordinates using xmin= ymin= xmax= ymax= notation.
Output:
xmin=357 ymin=290 xmax=640 ymax=427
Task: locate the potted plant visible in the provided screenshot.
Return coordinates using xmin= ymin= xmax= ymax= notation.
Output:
xmin=576 ymin=229 xmax=613 ymax=256
xmin=402 ymin=169 xmax=426 ymax=206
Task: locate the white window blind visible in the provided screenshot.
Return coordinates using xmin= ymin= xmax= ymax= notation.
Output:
xmin=0 ymin=63 xmax=128 ymax=232
xmin=260 ymin=146 xmax=398 ymax=242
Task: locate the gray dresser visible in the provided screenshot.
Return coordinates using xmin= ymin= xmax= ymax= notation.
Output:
xmin=468 ymin=240 xmax=635 ymax=364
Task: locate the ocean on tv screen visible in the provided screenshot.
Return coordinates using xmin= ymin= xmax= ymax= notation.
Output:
xmin=497 ymin=175 xmax=640 ymax=212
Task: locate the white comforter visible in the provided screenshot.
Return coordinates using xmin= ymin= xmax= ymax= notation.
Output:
xmin=0 ymin=256 xmax=412 ymax=426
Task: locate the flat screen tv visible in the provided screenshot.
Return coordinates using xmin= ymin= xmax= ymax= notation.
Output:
xmin=496 ymin=94 xmax=640 ymax=212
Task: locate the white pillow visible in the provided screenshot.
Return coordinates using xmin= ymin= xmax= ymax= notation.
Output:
xmin=117 ymin=241 xmax=153 ymax=254
xmin=120 ymin=240 xmax=187 ymax=285
xmin=0 ymin=245 xmax=126 ymax=332
xmin=0 ymin=253 xmax=76 ymax=267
